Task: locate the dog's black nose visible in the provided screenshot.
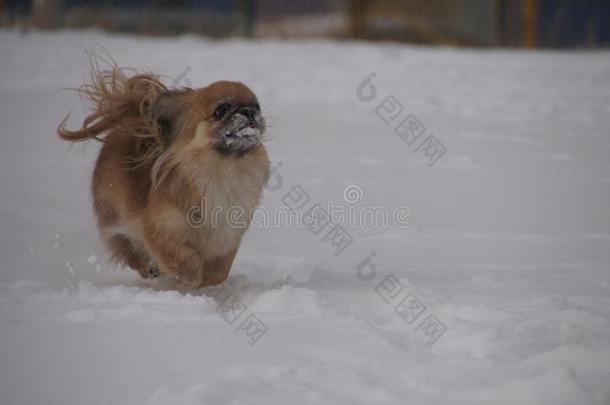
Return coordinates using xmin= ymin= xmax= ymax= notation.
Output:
xmin=238 ymin=106 xmax=255 ymax=120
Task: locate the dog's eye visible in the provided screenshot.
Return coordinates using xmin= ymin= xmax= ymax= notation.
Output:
xmin=213 ymin=103 xmax=231 ymax=120
xmin=253 ymin=102 xmax=261 ymax=111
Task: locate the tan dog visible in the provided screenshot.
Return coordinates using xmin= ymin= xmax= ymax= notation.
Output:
xmin=59 ymin=61 xmax=269 ymax=288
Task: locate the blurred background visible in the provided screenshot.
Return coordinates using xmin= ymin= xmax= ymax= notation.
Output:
xmin=2 ymin=0 xmax=610 ymax=48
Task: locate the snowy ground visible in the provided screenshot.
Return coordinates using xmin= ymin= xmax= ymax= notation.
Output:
xmin=1 ymin=30 xmax=610 ymax=405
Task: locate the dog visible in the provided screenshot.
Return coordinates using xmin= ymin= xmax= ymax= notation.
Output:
xmin=58 ymin=59 xmax=270 ymax=288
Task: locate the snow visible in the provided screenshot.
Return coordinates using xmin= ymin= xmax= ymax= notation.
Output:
xmin=1 ymin=30 xmax=610 ymax=405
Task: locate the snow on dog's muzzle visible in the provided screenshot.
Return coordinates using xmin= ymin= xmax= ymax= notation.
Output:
xmin=216 ymin=109 xmax=263 ymax=153
xmin=235 ymin=124 xmax=260 ymax=138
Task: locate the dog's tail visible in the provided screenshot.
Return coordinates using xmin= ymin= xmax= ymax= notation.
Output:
xmin=58 ymin=53 xmax=167 ymax=143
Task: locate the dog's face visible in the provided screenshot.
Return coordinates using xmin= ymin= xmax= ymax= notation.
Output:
xmin=151 ymin=80 xmax=265 ymax=159
xmin=196 ymin=81 xmax=265 ymax=154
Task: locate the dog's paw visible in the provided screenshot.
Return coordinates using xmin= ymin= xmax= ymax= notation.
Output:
xmin=175 ymin=270 xmax=203 ymax=289
xmin=148 ymin=265 xmax=161 ymax=278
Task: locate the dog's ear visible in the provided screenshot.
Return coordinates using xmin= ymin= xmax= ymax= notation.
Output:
xmin=150 ymin=88 xmax=193 ymax=144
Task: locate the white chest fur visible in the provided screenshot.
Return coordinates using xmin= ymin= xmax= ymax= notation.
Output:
xmin=191 ymin=152 xmax=268 ymax=258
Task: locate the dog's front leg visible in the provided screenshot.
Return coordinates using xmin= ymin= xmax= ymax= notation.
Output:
xmin=200 ymin=248 xmax=239 ymax=287
xmin=141 ymin=209 xmax=203 ymax=288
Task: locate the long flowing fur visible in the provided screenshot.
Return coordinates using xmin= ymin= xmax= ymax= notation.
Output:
xmin=57 ymin=55 xmax=169 ymax=171
xmin=57 ymin=53 xmax=202 ymax=192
